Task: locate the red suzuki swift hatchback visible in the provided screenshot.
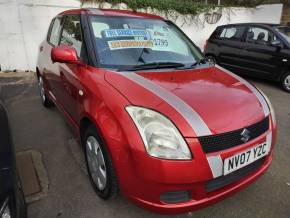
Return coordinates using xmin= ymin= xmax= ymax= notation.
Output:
xmin=36 ymin=8 xmax=277 ymax=214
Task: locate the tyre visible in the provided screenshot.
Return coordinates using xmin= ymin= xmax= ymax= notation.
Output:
xmin=38 ymin=76 xmax=54 ymax=107
xmin=84 ymin=125 xmax=119 ymax=199
xmin=281 ymin=72 xmax=290 ymax=92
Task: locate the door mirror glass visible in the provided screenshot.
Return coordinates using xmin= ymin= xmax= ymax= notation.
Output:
xmin=51 ymin=46 xmax=79 ymax=64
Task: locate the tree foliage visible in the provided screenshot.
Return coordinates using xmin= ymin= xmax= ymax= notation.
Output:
xmin=80 ymin=0 xmax=266 ymax=16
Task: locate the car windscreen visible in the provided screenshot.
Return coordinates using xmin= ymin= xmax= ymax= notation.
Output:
xmin=276 ymin=26 xmax=290 ymax=44
xmin=89 ymin=16 xmax=203 ymax=70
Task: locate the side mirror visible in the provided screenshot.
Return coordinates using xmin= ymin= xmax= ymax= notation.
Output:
xmin=51 ymin=46 xmax=80 ymax=64
xmin=270 ymin=40 xmax=282 ymax=48
xmin=205 ymin=56 xmax=216 ymax=64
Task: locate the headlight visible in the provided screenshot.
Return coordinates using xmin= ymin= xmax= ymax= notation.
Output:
xmin=0 ymin=199 xmax=11 ymax=218
xmin=126 ymin=106 xmax=191 ymax=160
xmin=257 ymin=88 xmax=276 ymax=126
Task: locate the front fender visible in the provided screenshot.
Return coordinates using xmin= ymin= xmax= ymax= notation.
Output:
xmin=79 ymin=69 xmax=142 ymax=195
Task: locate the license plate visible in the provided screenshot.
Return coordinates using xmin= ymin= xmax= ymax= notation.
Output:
xmin=223 ymin=142 xmax=270 ymax=175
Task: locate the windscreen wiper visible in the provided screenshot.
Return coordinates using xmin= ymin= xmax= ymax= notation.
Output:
xmin=129 ymin=62 xmax=186 ymax=71
xmin=191 ymin=58 xmax=208 ymax=67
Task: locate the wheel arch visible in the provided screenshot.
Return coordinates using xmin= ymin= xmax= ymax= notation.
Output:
xmin=78 ymin=83 xmax=136 ymax=194
xmin=79 ymin=109 xmax=128 ymax=154
xmin=36 ymin=67 xmax=40 ymax=79
xmin=278 ymin=68 xmax=290 ymax=82
xmin=79 ymin=116 xmax=95 ymax=144
xmin=78 ymin=111 xmax=129 ymax=190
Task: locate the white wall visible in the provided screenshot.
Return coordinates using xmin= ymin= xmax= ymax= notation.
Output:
xmin=182 ymin=4 xmax=283 ymax=49
xmin=0 ymin=0 xmax=283 ymax=71
xmin=0 ymin=0 xmax=80 ymax=71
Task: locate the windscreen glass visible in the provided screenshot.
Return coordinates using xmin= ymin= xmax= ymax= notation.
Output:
xmin=89 ymin=16 xmax=203 ymax=70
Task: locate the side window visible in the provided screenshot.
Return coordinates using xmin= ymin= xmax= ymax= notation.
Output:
xmin=60 ymin=15 xmax=83 ymax=57
xmin=218 ymin=26 xmax=245 ymax=41
xmin=246 ymin=27 xmax=275 ymax=44
xmin=48 ymin=17 xmax=62 ymax=46
xmin=91 ymin=22 xmax=110 ymax=38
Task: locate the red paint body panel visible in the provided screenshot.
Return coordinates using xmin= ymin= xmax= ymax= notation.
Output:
xmin=106 ymin=67 xmax=266 ymax=137
xmin=59 ymin=8 xmax=164 ymax=20
xmin=51 ymin=46 xmax=79 ymax=64
xmin=36 ymin=9 xmax=277 ymax=215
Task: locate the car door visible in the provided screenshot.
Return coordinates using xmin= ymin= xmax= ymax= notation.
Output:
xmin=212 ymin=25 xmax=248 ymax=73
xmin=43 ymin=16 xmax=63 ymax=99
xmin=57 ymin=14 xmax=86 ymax=124
xmin=240 ymin=26 xmax=283 ymax=80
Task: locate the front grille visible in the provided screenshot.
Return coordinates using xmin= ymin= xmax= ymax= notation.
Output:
xmin=206 ymin=158 xmax=265 ymax=192
xmin=199 ymin=117 xmax=269 ymax=153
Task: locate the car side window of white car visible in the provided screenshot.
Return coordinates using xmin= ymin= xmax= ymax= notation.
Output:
xmin=59 ymin=15 xmax=83 ymax=57
xmin=48 ymin=17 xmax=62 ymax=46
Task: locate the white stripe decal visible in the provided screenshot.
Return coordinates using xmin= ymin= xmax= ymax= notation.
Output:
xmin=118 ymin=72 xmax=212 ymax=136
xmin=266 ymin=132 xmax=272 ymax=153
xmin=216 ymin=65 xmax=270 ymax=116
xmin=207 ymin=155 xmax=223 ymax=178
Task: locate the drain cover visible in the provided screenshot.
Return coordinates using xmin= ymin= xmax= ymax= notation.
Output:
xmin=16 ymin=150 xmax=49 ymax=203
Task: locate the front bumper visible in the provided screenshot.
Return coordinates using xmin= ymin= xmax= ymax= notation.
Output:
xmin=128 ymin=153 xmax=272 ymax=214
xmin=117 ymin=122 xmax=275 ymax=215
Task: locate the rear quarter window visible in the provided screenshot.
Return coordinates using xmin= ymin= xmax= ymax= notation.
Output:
xmin=217 ymin=26 xmax=245 ymax=41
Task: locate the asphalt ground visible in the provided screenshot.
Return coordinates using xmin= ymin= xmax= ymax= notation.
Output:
xmin=0 ymin=71 xmax=289 ymax=218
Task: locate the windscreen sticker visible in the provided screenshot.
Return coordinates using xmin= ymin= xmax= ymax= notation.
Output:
xmin=108 ymin=40 xmax=153 ymax=50
xmin=103 ymin=29 xmax=151 ymax=40
xmin=148 ymin=28 xmax=170 ymax=50
xmin=153 ymin=38 xmax=169 ymax=47
xmin=153 ymin=30 xmax=166 ymax=37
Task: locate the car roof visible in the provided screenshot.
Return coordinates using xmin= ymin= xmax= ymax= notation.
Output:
xmin=217 ymin=23 xmax=284 ymax=29
xmin=58 ymin=8 xmax=164 ymax=20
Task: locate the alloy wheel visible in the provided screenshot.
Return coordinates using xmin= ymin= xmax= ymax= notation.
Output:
xmin=86 ymin=136 xmax=107 ymax=191
xmin=38 ymin=77 xmax=46 ymax=102
xmin=284 ymin=75 xmax=290 ymax=91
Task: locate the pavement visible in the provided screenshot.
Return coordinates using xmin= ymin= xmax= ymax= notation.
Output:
xmin=16 ymin=150 xmax=49 ymax=203
xmin=0 ymin=71 xmax=290 ymax=218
